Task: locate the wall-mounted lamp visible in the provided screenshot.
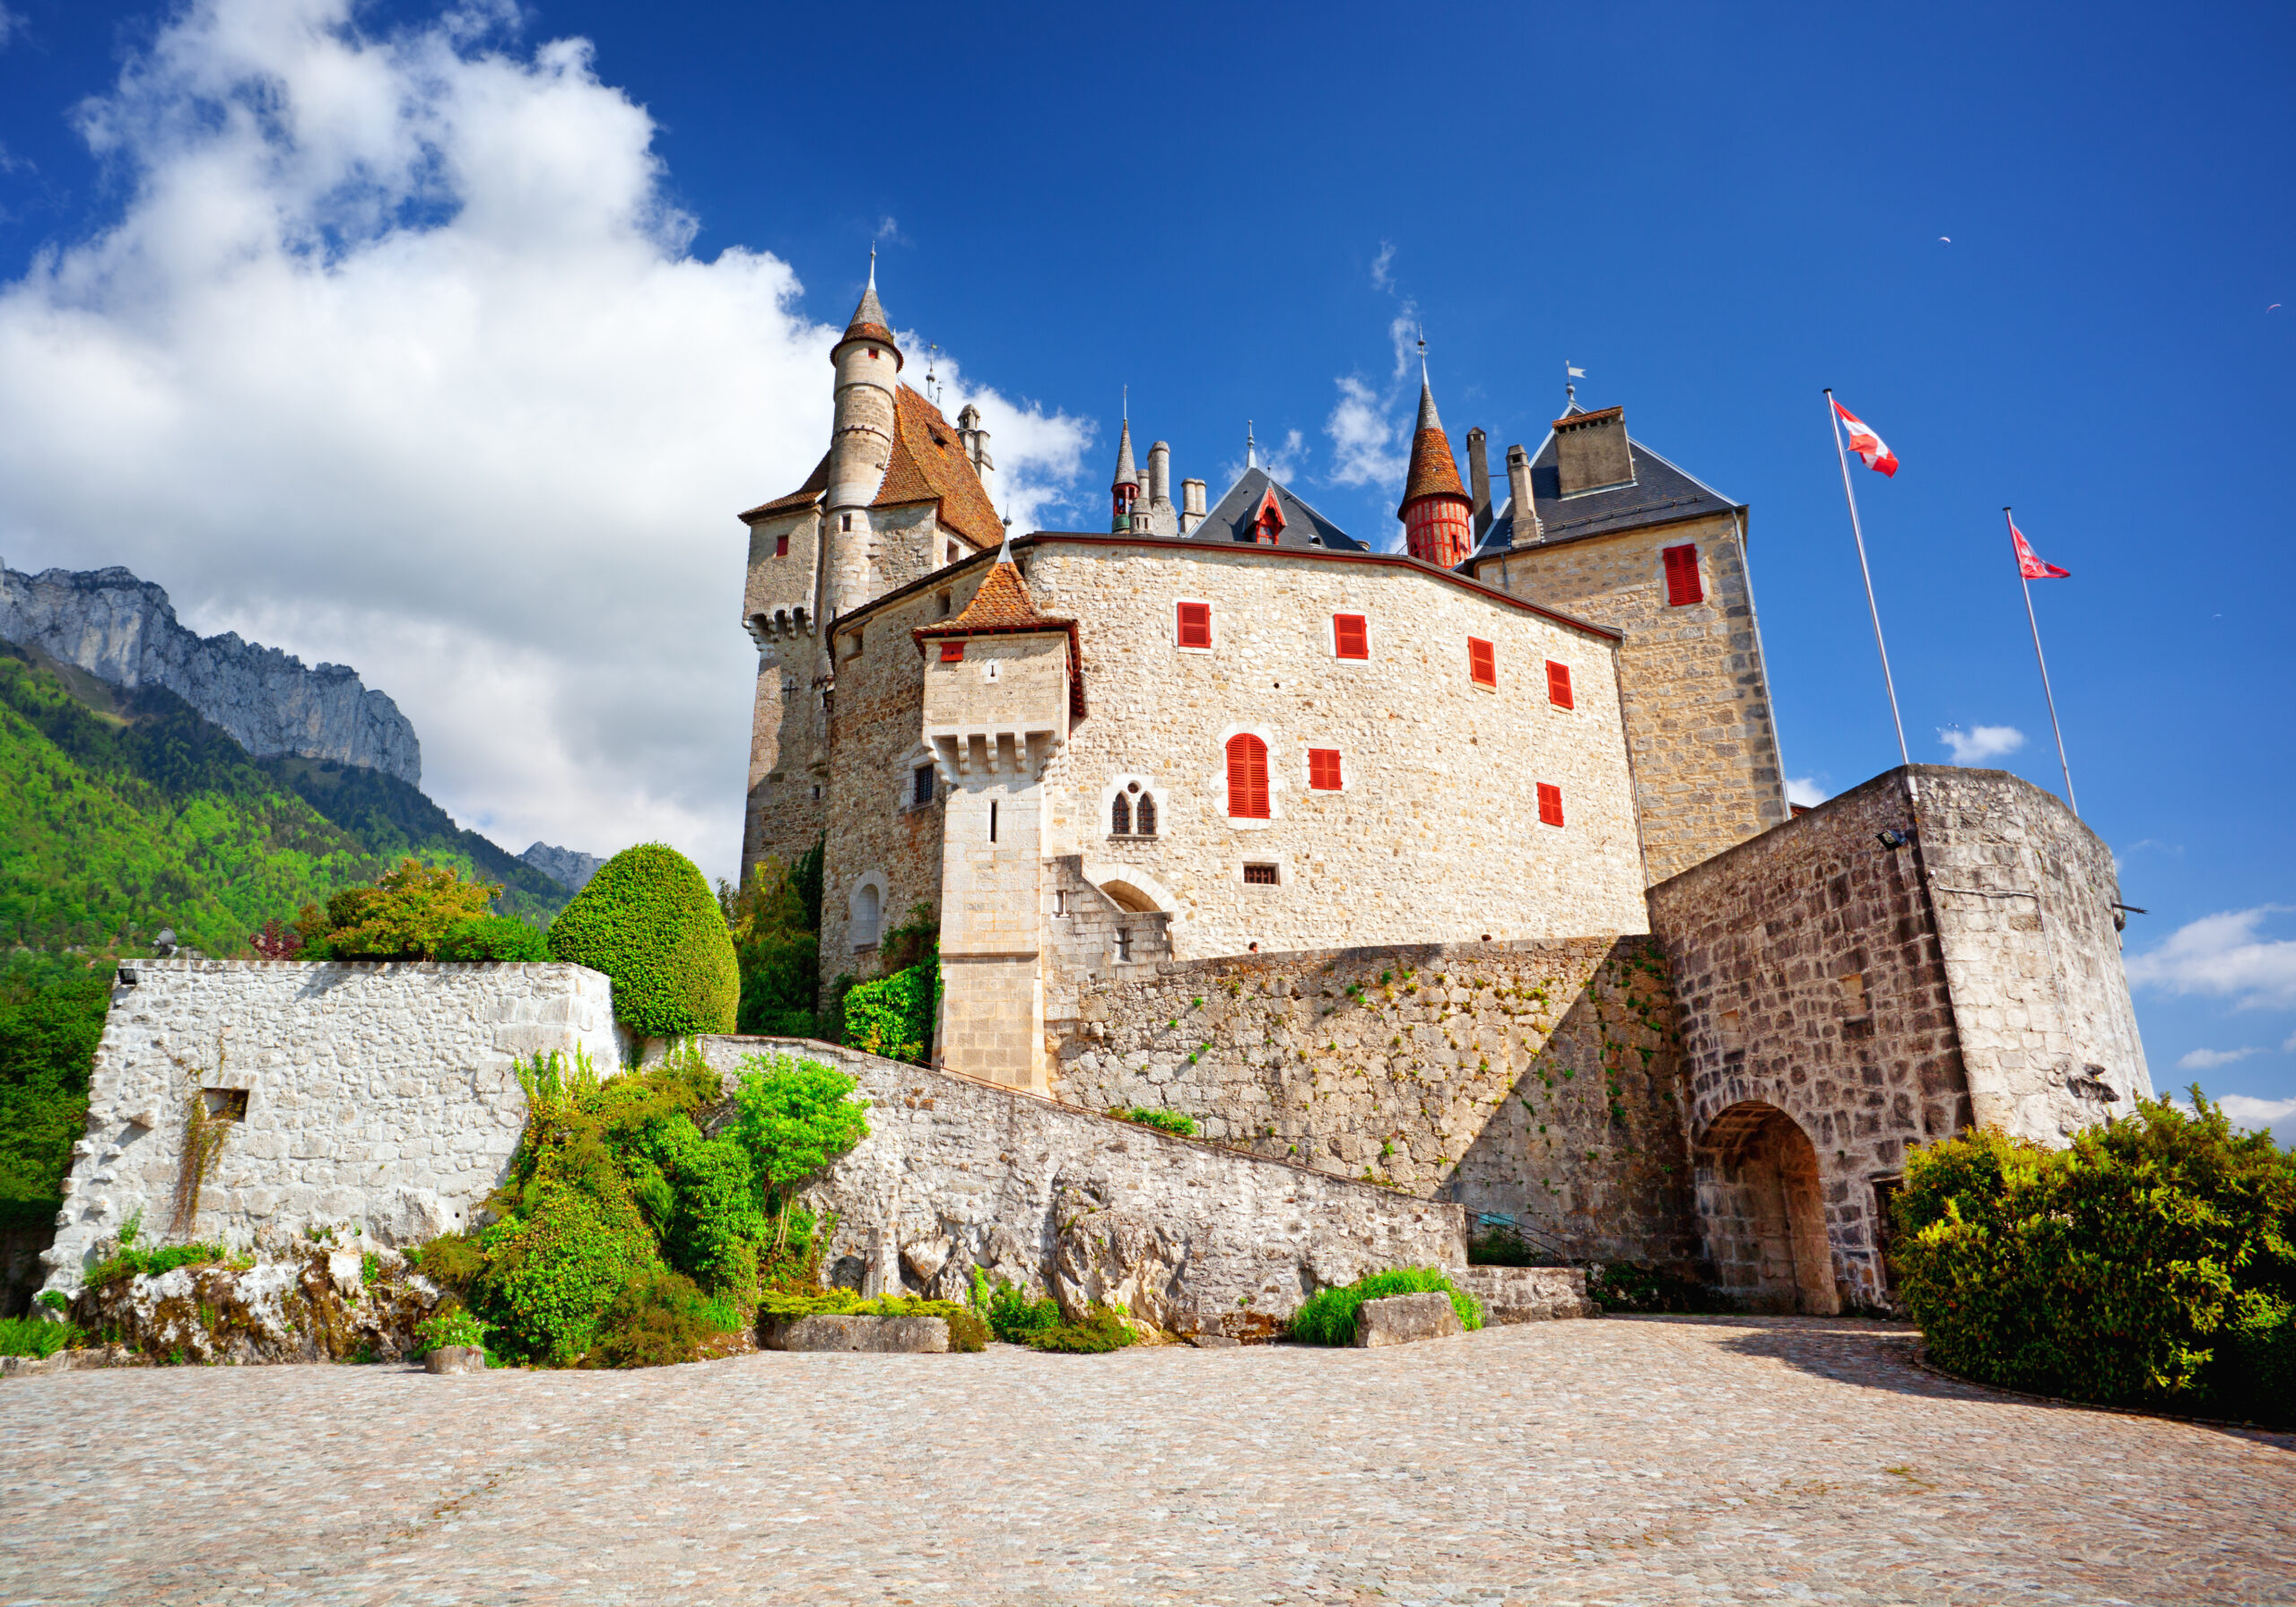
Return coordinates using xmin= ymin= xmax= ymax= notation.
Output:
xmin=1876 ymin=830 xmax=1912 ymax=850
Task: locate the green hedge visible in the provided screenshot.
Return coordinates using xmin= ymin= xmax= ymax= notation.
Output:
xmin=1894 ymin=1093 xmax=2296 ymax=1423
xmin=1288 ymin=1267 xmax=1483 ymax=1345
xmin=437 ymin=915 xmax=549 ymax=962
xmin=548 ymin=844 xmax=737 ymax=1038
xmin=843 ymin=960 xmax=937 ymax=1064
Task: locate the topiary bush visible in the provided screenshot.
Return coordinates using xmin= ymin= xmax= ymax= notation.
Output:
xmin=548 ymin=843 xmax=738 ymax=1038
xmin=437 ymin=915 xmax=550 ymax=962
xmin=1288 ymin=1267 xmax=1484 ymax=1345
xmin=1894 ymin=1091 xmax=2296 ymax=1424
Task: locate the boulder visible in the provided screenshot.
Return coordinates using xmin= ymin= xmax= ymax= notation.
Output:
xmin=423 ymin=1345 xmax=488 ymax=1375
xmin=900 ymin=1236 xmax=951 ymax=1286
xmin=1351 ymin=1291 xmax=1464 ymax=1348
xmin=760 ymin=1315 xmax=950 ymax=1353
xmin=1457 ymin=1265 xmax=1597 ymax=1324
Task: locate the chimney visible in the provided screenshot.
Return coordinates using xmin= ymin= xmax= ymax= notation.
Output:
xmin=1148 ymin=440 xmax=1171 ymax=509
xmin=1505 ymin=444 xmax=1539 ymax=543
xmin=957 ymin=404 xmax=995 ymax=508
xmin=1552 ymin=406 xmax=1633 ymax=497
xmin=1179 ymin=478 xmax=1207 ymax=534
xmin=1465 ymin=427 xmax=1492 ymax=540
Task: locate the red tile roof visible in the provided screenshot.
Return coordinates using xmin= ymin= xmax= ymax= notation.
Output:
xmin=1399 ymin=375 xmax=1470 ymax=514
xmin=1552 ymin=404 xmax=1623 ymax=430
xmin=739 ymin=450 xmax=830 ymax=523
xmin=874 ymin=386 xmax=1004 ymax=551
xmin=912 ymin=559 xmax=1085 ymax=717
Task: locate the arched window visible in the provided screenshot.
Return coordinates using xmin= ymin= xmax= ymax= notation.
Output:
xmin=1111 ymin=793 xmax=1132 ymax=835
xmin=1135 ymin=791 xmax=1157 ymax=836
xmin=851 ymin=882 xmax=882 ymax=949
xmin=1225 ymin=734 xmax=1270 ymax=819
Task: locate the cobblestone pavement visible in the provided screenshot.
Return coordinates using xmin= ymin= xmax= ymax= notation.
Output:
xmin=3 ymin=1316 xmax=2292 ymax=1606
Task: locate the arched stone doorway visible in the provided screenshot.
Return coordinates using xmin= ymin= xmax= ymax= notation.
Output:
xmin=1698 ymin=1101 xmax=1839 ymax=1315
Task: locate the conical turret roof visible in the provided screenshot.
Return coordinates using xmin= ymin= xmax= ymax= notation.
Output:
xmin=1398 ymin=372 xmax=1469 ymax=515
xmin=1111 ymin=417 xmax=1138 ymax=489
xmin=838 ymin=255 xmax=901 ymax=362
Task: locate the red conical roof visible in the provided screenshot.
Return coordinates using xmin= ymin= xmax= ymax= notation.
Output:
xmin=1397 ymin=373 xmax=1469 ymax=516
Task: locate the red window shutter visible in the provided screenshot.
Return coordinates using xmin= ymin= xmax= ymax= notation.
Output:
xmin=1226 ymin=734 xmax=1270 ymax=818
xmin=939 ymin=642 xmax=964 ymax=664
xmin=1663 ymin=544 xmax=1703 ymax=606
xmin=1177 ymin=601 xmax=1213 ymax=648
xmin=1545 ymin=659 xmax=1573 ymax=708
xmin=1308 ymin=747 xmax=1342 ymax=790
xmin=774 ymin=534 xmax=790 ymax=558
xmin=1468 ymin=637 xmax=1497 ymax=687
xmin=1537 ymin=783 xmax=1565 ymax=827
xmin=1333 ymin=613 xmax=1369 ymax=659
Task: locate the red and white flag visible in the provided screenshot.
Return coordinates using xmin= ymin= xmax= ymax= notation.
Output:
xmin=2010 ymin=519 xmax=2070 ymax=579
xmin=1831 ymin=400 xmax=1899 ymax=476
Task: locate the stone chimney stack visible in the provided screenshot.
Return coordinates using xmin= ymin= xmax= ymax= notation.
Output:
xmin=1552 ymin=406 xmax=1634 ymax=497
xmin=1465 ymin=427 xmax=1492 ymax=541
xmin=956 ymin=404 xmax=995 ymax=510
xmin=1505 ymin=444 xmax=1539 ymax=544
xmin=1179 ymin=478 xmax=1207 ymax=534
xmin=1148 ymin=440 xmax=1171 ymax=509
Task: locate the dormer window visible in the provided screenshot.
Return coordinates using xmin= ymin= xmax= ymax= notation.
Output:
xmin=1246 ymin=488 xmax=1286 ymax=545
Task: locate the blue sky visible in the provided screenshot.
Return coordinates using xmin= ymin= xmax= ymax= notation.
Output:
xmin=0 ymin=1 xmax=2290 ymax=1131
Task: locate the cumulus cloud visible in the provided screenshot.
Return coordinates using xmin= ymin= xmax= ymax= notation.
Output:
xmin=0 ymin=0 xmax=1083 ymax=882
xmin=2177 ymin=1046 xmax=2260 ymax=1071
xmin=2126 ymin=907 xmax=2296 ymax=1011
xmin=1325 ymin=376 xmax=1405 ymax=493
xmin=0 ymin=4 xmax=21 ymax=49
xmin=1938 ymin=725 xmax=2026 ymax=764
xmin=2168 ymin=1092 xmax=2296 ymax=1146
xmin=1786 ymin=776 xmax=1830 ymax=808
xmin=1369 ymin=240 xmax=1396 ymax=293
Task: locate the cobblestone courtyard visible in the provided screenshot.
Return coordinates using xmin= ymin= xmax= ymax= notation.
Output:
xmin=2 ymin=1316 xmax=2291 ymax=1606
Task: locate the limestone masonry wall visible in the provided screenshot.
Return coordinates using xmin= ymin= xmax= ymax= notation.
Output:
xmin=40 ymin=960 xmax=617 ymax=1298
xmin=1047 ymin=937 xmax=1697 ymax=1269
xmin=692 ymin=1036 xmax=1467 ymax=1341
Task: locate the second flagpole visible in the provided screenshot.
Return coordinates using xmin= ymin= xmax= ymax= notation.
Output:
xmin=2006 ymin=506 xmax=2078 ymax=814
xmin=1824 ymin=389 xmax=1911 ymax=769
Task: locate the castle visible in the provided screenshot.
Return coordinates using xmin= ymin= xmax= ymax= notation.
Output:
xmin=731 ymin=267 xmax=2155 ymax=1314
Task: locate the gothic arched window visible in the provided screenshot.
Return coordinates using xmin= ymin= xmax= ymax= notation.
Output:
xmin=1135 ymin=791 xmax=1157 ymax=837
xmin=1111 ymin=793 xmax=1131 ymax=836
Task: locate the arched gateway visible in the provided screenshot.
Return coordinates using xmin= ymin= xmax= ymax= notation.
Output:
xmin=1697 ymin=1101 xmax=1839 ymax=1315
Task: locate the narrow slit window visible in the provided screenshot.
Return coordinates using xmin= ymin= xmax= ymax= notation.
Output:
xmin=1663 ymin=544 xmax=1703 ymax=606
xmin=1468 ymin=637 xmax=1497 ymax=688
xmin=775 ymin=533 xmax=790 ymax=558
xmin=1177 ymin=601 xmax=1213 ymax=649
xmin=1333 ymin=613 xmax=1369 ymax=659
xmin=1307 ymin=748 xmax=1343 ymax=790
xmin=1225 ymin=734 xmax=1270 ymax=819
xmin=912 ymin=764 xmax=935 ymax=807
xmin=989 ymin=800 xmax=999 ymax=841
xmin=1242 ymin=863 xmax=1280 ymax=885
xmin=1545 ymin=660 xmax=1574 ymax=708
xmin=1536 ymin=783 xmax=1564 ymax=827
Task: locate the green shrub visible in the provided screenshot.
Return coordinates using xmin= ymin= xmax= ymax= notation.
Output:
xmin=1029 ymin=1305 xmax=1137 ymax=1353
xmin=476 ymin=1180 xmax=658 ymax=1365
xmin=0 ymin=1316 xmax=80 ymax=1358
xmin=756 ymin=1289 xmax=988 ymax=1352
xmin=413 ymin=1304 xmax=491 ymax=1354
xmin=730 ymin=1053 xmax=871 ymax=1251
xmin=1112 ymin=1107 xmax=1197 ymax=1138
xmin=1288 ymin=1267 xmax=1484 ymax=1345
xmin=437 ymin=915 xmax=550 ymax=962
xmin=1894 ymin=1092 xmax=2296 ymax=1423
xmin=548 ymin=843 xmax=738 ymax=1038
xmin=649 ymin=1118 xmax=769 ymax=1302
xmin=588 ymin=1268 xmax=739 ymax=1368
xmin=299 ymin=858 xmax=499 ymax=960
xmin=722 ymin=854 xmax=822 ymax=1036
xmin=842 ymin=961 xmax=938 ymax=1064
xmin=83 ymin=1212 xmax=225 ymax=1289
xmin=975 ymin=1269 xmax=1059 ymax=1344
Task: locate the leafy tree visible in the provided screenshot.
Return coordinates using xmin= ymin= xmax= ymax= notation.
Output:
xmin=0 ymin=952 xmax=111 ymax=1229
xmin=549 ymin=843 xmax=738 ymax=1037
xmin=721 ymin=856 xmax=820 ymax=1035
xmin=297 ymin=858 xmax=499 ymax=960
xmin=729 ymin=1052 xmax=871 ymax=1247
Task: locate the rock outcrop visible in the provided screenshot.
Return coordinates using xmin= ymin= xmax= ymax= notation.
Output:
xmin=0 ymin=564 xmax=421 ymax=784
xmin=520 ymin=842 xmax=602 ymax=892
xmin=68 ymin=1242 xmax=442 ymax=1365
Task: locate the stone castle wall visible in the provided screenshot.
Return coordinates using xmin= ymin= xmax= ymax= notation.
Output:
xmin=1046 ymin=937 xmax=1698 ymax=1269
xmin=1478 ymin=512 xmax=1787 ymax=884
xmin=690 ymin=1035 xmax=1467 ymax=1341
xmin=39 ymin=960 xmax=618 ymax=1298
xmin=740 ymin=505 xmax=828 ymax=881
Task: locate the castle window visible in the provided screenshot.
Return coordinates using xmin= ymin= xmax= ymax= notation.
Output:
xmin=946 ymin=543 xmax=960 ymax=564
xmin=1242 ymin=863 xmax=1280 ymax=886
xmin=851 ymin=883 xmax=882 ymax=950
xmin=912 ymin=764 xmax=936 ymax=807
xmin=1468 ymin=637 xmax=1497 ymax=689
xmin=1176 ymin=601 xmax=1213 ymax=650
xmin=847 ymin=629 xmax=864 ymax=659
xmin=1111 ymin=793 xmax=1132 ymax=835
xmin=1307 ymin=748 xmax=1343 ymax=791
xmin=940 ymin=642 xmax=964 ymax=663
xmin=775 ymin=534 xmax=790 ymax=558
xmin=203 ymin=1088 xmax=249 ymax=1123
xmin=937 ymin=590 xmax=952 ymax=618
xmin=989 ymin=800 xmax=999 ymax=842
xmin=1333 ymin=613 xmax=1369 ymax=660
xmin=841 ymin=513 xmax=853 ymax=533
xmin=1116 ymin=926 xmax=1133 ymax=962
xmin=1536 ymin=783 xmax=1565 ymax=827
xmin=1135 ymin=791 xmax=1156 ymax=836
xmin=1663 ymin=544 xmax=1703 ymax=606
xmin=1226 ymin=734 xmax=1270 ymax=820
xmin=1546 ymin=660 xmax=1574 ymax=708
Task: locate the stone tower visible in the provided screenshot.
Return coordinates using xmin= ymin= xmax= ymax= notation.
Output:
xmin=823 ymin=256 xmax=904 ymax=624
xmin=1398 ymin=371 xmax=1474 ymax=568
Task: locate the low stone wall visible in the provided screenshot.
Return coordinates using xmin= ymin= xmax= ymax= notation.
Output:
xmin=41 ymin=959 xmax=618 ymax=1298
xmin=1045 ymin=937 xmax=1699 ymax=1269
xmin=692 ymin=1036 xmax=1465 ymax=1342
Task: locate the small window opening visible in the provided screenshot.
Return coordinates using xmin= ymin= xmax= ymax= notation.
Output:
xmin=1111 ymin=793 xmax=1132 ymax=835
xmin=1536 ymin=783 xmax=1565 ymax=827
xmin=1307 ymin=748 xmax=1343 ymax=790
xmin=847 ymin=629 xmax=864 ymax=659
xmin=841 ymin=513 xmax=854 ymax=533
xmin=940 ymin=641 xmax=964 ymax=663
xmin=946 ymin=543 xmax=960 ymax=564
xmin=1242 ymin=863 xmax=1280 ymax=886
xmin=775 ymin=533 xmax=790 ymax=558
xmin=1838 ymin=971 xmax=1868 ymax=1014
xmin=937 ymin=590 xmax=952 ymax=618
xmin=812 ymin=784 xmax=822 ymax=800
xmin=912 ymin=764 xmax=936 ymax=807
xmin=1545 ymin=660 xmax=1574 ymax=708
xmin=1177 ymin=601 xmax=1213 ymax=649
xmin=1116 ymin=926 xmax=1134 ymax=962
xmin=1663 ymin=543 xmax=1703 ymax=607
xmin=1225 ymin=734 xmax=1270 ymax=819
xmin=1333 ymin=613 xmax=1369 ymax=659
xmin=1053 ymin=890 xmax=1069 ymax=917
xmin=1135 ymin=791 xmax=1157 ymax=836
xmin=852 ymin=883 xmax=881 ymax=950
xmin=203 ymin=1088 xmax=248 ymax=1123
xmin=985 ymin=660 xmax=1000 ymax=682
xmin=1719 ymin=1009 xmax=1744 ymax=1055
xmin=989 ymin=800 xmax=999 ymax=842
xmin=1468 ymin=637 xmax=1497 ymax=687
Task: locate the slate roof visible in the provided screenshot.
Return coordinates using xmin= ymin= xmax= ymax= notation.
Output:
xmin=739 ymin=450 xmax=830 ymax=522
xmin=1187 ymin=466 xmax=1368 ymax=552
xmin=1468 ymin=401 xmax=1739 ymax=560
xmin=1399 ymin=377 xmax=1470 ymax=513
xmin=874 ymin=386 xmax=1004 ymax=551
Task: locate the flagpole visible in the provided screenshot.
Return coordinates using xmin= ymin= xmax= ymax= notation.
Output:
xmin=1824 ymin=388 xmax=1910 ymax=769
xmin=2006 ymin=506 xmax=2077 ymax=814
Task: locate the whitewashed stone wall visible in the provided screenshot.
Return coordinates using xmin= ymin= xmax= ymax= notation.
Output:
xmin=692 ymin=1036 xmax=1466 ymax=1341
xmin=39 ymin=960 xmax=618 ymax=1298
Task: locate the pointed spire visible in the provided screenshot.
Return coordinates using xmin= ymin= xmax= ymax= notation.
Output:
xmin=1111 ymin=413 xmax=1138 ymax=490
xmin=1398 ymin=365 xmax=1469 ymax=516
xmin=839 ymin=248 xmax=899 ymax=358
xmin=1247 ymin=420 xmax=1257 ymax=470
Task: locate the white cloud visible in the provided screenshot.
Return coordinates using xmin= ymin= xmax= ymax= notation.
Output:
xmin=1786 ymin=777 xmax=1830 ymax=808
xmin=1938 ymin=725 xmax=2026 ymax=764
xmin=1369 ymin=240 xmax=1396 ymax=293
xmin=2126 ymin=906 xmax=2296 ymax=1011
xmin=1325 ymin=375 xmax=1405 ymax=493
xmin=2177 ymin=1046 xmax=2260 ymax=1071
xmin=2169 ymin=1093 xmax=2296 ymax=1146
xmin=0 ymin=0 xmax=1083 ymax=884
xmin=1388 ymin=305 xmax=1420 ymax=382
xmin=0 ymin=4 xmax=22 ymax=49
